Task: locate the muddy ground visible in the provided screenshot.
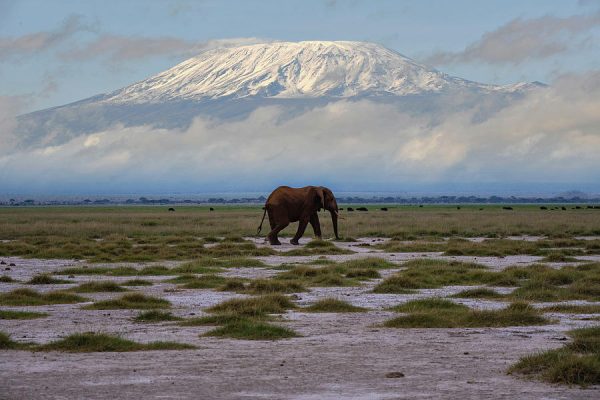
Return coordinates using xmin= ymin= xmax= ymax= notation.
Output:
xmin=1 ymin=237 xmax=599 ymax=399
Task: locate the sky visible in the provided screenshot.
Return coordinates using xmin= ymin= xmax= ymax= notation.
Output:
xmin=1 ymin=0 xmax=600 ymax=196
xmin=2 ymin=0 xmax=599 ymax=112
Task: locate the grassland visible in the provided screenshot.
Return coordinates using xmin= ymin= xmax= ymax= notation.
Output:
xmin=2 ymin=204 xmax=600 ymax=393
xmin=1 ymin=205 xmax=599 ymax=261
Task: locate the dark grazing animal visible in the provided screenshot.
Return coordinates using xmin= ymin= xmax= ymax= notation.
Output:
xmin=356 ymin=207 xmax=368 ymax=211
xmin=257 ymin=186 xmax=339 ymax=245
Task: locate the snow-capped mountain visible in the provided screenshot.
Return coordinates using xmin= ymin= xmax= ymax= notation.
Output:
xmin=105 ymin=41 xmax=532 ymax=103
xmin=17 ymin=41 xmax=543 ymax=146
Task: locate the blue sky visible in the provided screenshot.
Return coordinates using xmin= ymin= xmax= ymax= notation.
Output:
xmin=1 ymin=0 xmax=599 ymax=112
xmin=1 ymin=0 xmax=600 ymax=196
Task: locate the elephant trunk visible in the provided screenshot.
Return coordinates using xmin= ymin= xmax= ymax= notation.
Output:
xmin=330 ymin=210 xmax=339 ymax=240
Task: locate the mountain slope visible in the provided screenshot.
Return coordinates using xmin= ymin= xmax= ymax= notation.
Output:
xmin=16 ymin=41 xmax=544 ymax=147
xmin=104 ymin=41 xmax=532 ymax=103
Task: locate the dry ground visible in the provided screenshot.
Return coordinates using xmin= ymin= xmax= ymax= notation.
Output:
xmin=1 ymin=206 xmax=600 ymax=398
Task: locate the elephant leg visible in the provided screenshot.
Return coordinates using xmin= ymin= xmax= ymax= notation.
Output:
xmin=309 ymin=212 xmax=322 ymax=239
xmin=267 ymin=222 xmax=288 ymax=245
xmin=267 ymin=209 xmax=276 ymax=230
xmin=291 ymin=218 xmax=309 ymax=245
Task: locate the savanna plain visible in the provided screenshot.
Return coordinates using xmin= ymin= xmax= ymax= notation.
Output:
xmin=1 ymin=205 xmax=600 ymax=399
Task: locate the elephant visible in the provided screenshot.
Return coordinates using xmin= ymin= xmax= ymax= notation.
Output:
xmin=257 ymin=186 xmax=340 ymax=245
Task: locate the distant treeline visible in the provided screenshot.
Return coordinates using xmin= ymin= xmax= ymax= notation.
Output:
xmin=2 ymin=195 xmax=600 ymax=206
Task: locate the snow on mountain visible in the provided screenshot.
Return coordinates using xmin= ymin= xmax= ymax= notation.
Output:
xmin=103 ymin=41 xmax=534 ymax=104
xmin=16 ymin=41 xmax=544 ymax=147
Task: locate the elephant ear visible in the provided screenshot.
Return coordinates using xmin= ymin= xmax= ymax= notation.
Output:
xmin=310 ymin=187 xmax=325 ymax=210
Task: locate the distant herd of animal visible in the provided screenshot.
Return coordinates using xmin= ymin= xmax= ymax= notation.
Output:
xmin=165 ymin=185 xmax=600 ymax=246
xmin=342 ymin=207 xmax=387 ymax=212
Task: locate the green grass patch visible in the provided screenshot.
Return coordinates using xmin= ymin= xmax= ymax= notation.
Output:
xmin=70 ymin=281 xmax=126 ymax=292
xmin=384 ymin=301 xmax=551 ymax=328
xmin=372 ymin=259 xmax=491 ymax=293
xmin=133 ymin=310 xmax=183 ymax=323
xmin=0 ymin=332 xmax=31 ymax=350
xmin=202 ymin=319 xmax=298 ymax=340
xmin=216 ymin=279 xmax=248 ymax=292
xmin=0 ymin=288 xmax=87 ymax=306
xmin=55 ymin=265 xmax=171 ymax=276
xmin=174 ymin=274 xmax=231 ymax=289
xmin=122 ymin=279 xmax=153 ymax=286
xmin=34 ymin=332 xmax=194 ymax=352
xmin=345 ymin=268 xmax=381 ymax=279
xmin=541 ymin=252 xmax=580 ymax=262
xmin=83 ymin=293 xmax=170 ymax=310
xmin=206 ymin=294 xmax=295 ymax=318
xmin=389 ymin=298 xmax=469 ymax=312
xmin=282 ymin=240 xmax=353 ymax=256
xmin=339 ymin=257 xmax=397 ymax=269
xmin=235 ymin=279 xmax=306 ymax=294
xmin=304 ymin=298 xmax=366 ymax=312
xmin=541 ymin=304 xmax=600 ymax=313
xmin=508 ymin=326 xmax=600 ymax=386
xmin=179 ymin=314 xmax=267 ymax=326
xmin=27 ymin=273 xmax=70 ymax=284
xmin=275 ymin=265 xmax=362 ymax=287
xmin=0 ymin=275 xmax=16 ymax=283
xmin=0 ymin=310 xmax=48 ymax=319
xmin=451 ymin=288 xmax=506 ymax=299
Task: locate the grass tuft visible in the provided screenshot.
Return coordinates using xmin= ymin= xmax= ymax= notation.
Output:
xmin=0 ymin=288 xmax=87 ymax=306
xmin=206 ymin=294 xmax=294 ymax=317
xmin=541 ymin=304 xmax=600 ymax=314
xmin=0 ymin=331 xmax=30 ymax=350
xmin=133 ymin=310 xmax=183 ymax=323
xmin=202 ymin=319 xmax=298 ymax=340
xmin=390 ymin=298 xmax=468 ymax=313
xmin=0 ymin=310 xmax=48 ymax=319
xmin=384 ymin=301 xmax=550 ymax=328
xmin=70 ymin=281 xmax=126 ymax=293
xmin=180 ymin=314 xmax=264 ymax=326
xmin=122 ymin=279 xmax=153 ymax=286
xmin=451 ymin=288 xmax=506 ymax=299
xmin=240 ymin=279 xmax=306 ymax=294
xmin=509 ymin=326 xmax=600 ymax=386
xmin=304 ymin=298 xmax=366 ymax=312
xmin=83 ymin=293 xmax=170 ymax=310
xmin=35 ymin=332 xmax=194 ymax=352
xmin=28 ymin=273 xmax=70 ymax=284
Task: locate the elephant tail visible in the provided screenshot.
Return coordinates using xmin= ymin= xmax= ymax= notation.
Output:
xmin=256 ymin=207 xmax=268 ymax=236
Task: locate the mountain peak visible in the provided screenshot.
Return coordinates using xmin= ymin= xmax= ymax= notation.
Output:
xmin=103 ymin=41 xmax=524 ymax=104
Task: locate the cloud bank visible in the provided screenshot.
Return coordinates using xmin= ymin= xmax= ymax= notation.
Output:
xmin=62 ymin=37 xmax=266 ymax=65
xmin=1 ymin=71 xmax=599 ymax=193
xmin=0 ymin=15 xmax=93 ymax=62
xmin=428 ymin=12 xmax=600 ymax=65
